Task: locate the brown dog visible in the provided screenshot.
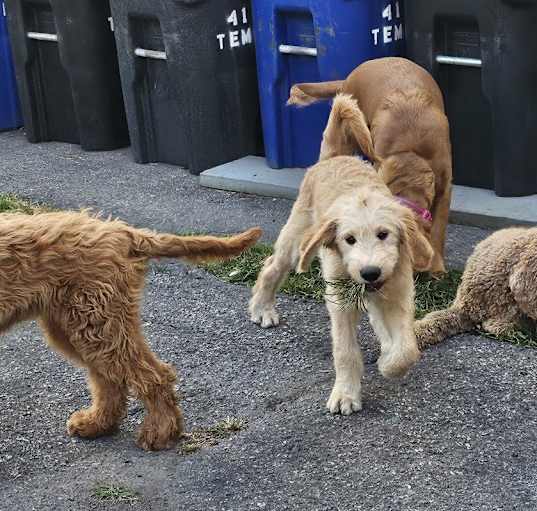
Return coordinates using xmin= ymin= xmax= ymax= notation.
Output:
xmin=0 ymin=210 xmax=261 ymax=450
xmin=288 ymin=57 xmax=452 ymax=274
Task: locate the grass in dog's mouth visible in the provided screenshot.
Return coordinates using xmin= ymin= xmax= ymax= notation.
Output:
xmin=92 ymin=484 xmax=140 ymax=503
xmin=325 ymin=278 xmax=367 ymax=311
xmin=178 ymin=417 xmax=247 ymax=455
xmin=203 ymin=245 xmax=537 ymax=348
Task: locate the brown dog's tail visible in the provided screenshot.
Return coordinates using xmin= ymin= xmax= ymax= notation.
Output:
xmin=130 ymin=227 xmax=262 ymax=263
xmin=415 ymin=307 xmax=474 ymax=350
xmin=287 ymin=80 xmax=344 ymax=106
xmin=320 ymin=93 xmax=377 ymax=163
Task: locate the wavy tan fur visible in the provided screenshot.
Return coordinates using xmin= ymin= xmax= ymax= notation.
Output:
xmin=0 ymin=210 xmax=261 ymax=450
xmin=415 ymin=227 xmax=537 ymax=349
xmin=250 ymin=156 xmax=428 ymax=414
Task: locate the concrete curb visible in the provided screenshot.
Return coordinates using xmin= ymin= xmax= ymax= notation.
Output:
xmin=200 ymin=156 xmax=537 ymax=230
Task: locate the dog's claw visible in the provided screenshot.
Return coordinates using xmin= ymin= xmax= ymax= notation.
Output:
xmin=326 ymin=384 xmax=362 ymax=415
xmin=250 ymin=306 xmax=280 ymax=328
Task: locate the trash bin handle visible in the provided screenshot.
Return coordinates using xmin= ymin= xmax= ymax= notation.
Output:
xmin=27 ymin=31 xmax=58 ymax=42
xmin=436 ymin=55 xmax=482 ymax=68
xmin=134 ymin=48 xmax=167 ymax=60
xmin=278 ymin=44 xmax=317 ymax=57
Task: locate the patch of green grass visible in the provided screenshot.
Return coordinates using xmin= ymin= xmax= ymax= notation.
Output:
xmin=202 ymin=243 xmax=537 ymax=348
xmin=92 ymin=484 xmax=139 ymax=504
xmin=203 ymin=243 xmax=326 ymax=301
xmin=179 ymin=417 xmax=247 ymax=455
xmin=477 ymin=325 xmax=537 ymax=349
xmin=0 ymin=193 xmax=51 ymax=214
xmin=414 ymin=270 xmax=462 ymax=319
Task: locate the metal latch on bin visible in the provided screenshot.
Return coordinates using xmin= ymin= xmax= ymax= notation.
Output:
xmin=436 ymin=55 xmax=482 ymax=68
xmin=27 ymin=31 xmax=58 ymax=42
xmin=278 ymin=44 xmax=317 ymax=57
xmin=134 ymin=48 xmax=167 ymax=60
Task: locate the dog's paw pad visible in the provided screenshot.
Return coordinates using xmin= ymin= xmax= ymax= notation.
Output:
xmin=326 ymin=386 xmax=362 ymax=415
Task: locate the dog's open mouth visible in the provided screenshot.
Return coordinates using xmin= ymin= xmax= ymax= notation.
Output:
xmin=365 ymin=281 xmax=384 ymax=293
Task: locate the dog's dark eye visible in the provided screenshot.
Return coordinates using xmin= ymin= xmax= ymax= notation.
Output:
xmin=377 ymin=231 xmax=389 ymax=241
xmin=345 ymin=235 xmax=356 ymax=246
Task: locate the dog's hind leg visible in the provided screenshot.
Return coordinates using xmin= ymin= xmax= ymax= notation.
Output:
xmin=429 ymin=164 xmax=452 ymax=275
xmin=325 ymin=288 xmax=363 ymax=415
xmin=67 ymin=368 xmax=128 ymax=438
xmin=124 ymin=335 xmax=184 ymax=451
xmin=249 ymin=203 xmax=311 ymax=328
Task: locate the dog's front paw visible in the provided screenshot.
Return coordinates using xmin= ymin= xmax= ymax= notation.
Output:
xmin=249 ymin=300 xmax=280 ymax=328
xmin=67 ymin=409 xmax=116 ymax=438
xmin=326 ymin=383 xmax=362 ymax=415
xmin=377 ymin=345 xmax=420 ymax=379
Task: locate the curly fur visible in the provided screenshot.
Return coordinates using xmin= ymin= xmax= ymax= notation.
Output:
xmin=0 ymin=210 xmax=261 ymax=450
xmin=416 ymin=227 xmax=537 ymax=349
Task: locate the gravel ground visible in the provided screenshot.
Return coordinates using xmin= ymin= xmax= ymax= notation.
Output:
xmin=1 ymin=131 xmax=536 ymax=510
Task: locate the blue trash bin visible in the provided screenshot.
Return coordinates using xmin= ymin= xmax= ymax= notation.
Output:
xmin=252 ymin=0 xmax=405 ymax=168
xmin=0 ymin=0 xmax=22 ymax=130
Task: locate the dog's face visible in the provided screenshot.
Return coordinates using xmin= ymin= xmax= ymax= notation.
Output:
xmin=298 ymin=192 xmax=434 ymax=287
xmin=335 ymin=202 xmax=403 ymax=290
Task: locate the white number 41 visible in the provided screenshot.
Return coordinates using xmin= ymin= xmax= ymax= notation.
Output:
xmin=227 ymin=7 xmax=248 ymax=26
xmin=382 ymin=2 xmax=401 ymax=21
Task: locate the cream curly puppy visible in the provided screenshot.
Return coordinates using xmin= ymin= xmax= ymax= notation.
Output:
xmin=249 ymin=156 xmax=433 ymax=414
xmin=416 ymin=227 xmax=537 ymax=348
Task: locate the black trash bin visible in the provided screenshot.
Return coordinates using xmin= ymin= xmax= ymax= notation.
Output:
xmin=109 ymin=0 xmax=263 ymax=175
xmin=5 ymin=0 xmax=129 ymax=150
xmin=405 ymin=0 xmax=537 ymax=197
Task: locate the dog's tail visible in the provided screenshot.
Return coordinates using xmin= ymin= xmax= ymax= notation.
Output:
xmin=320 ymin=93 xmax=377 ymax=163
xmin=130 ymin=227 xmax=262 ymax=263
xmin=415 ymin=307 xmax=475 ymax=350
xmin=287 ymin=80 xmax=344 ymax=106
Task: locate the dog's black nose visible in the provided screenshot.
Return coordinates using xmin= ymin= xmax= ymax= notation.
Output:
xmin=360 ymin=266 xmax=381 ymax=282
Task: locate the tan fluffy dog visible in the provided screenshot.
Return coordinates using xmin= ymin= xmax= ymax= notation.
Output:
xmin=288 ymin=57 xmax=453 ymax=275
xmin=250 ymin=156 xmax=433 ymax=414
xmin=0 ymin=211 xmax=261 ymax=450
xmin=416 ymin=227 xmax=537 ymax=348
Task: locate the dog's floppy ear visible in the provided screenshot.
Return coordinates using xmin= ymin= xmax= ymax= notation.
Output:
xmin=297 ymin=220 xmax=338 ymax=273
xmin=399 ymin=210 xmax=434 ymax=272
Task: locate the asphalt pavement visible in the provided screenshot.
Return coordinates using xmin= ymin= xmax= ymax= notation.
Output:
xmin=1 ymin=130 xmax=536 ymax=511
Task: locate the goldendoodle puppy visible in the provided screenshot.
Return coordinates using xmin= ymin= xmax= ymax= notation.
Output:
xmin=249 ymin=156 xmax=433 ymax=414
xmin=416 ymin=227 xmax=537 ymax=348
xmin=0 ymin=210 xmax=261 ymax=450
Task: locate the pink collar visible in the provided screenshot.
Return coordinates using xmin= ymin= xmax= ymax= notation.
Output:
xmin=396 ymin=195 xmax=433 ymax=223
